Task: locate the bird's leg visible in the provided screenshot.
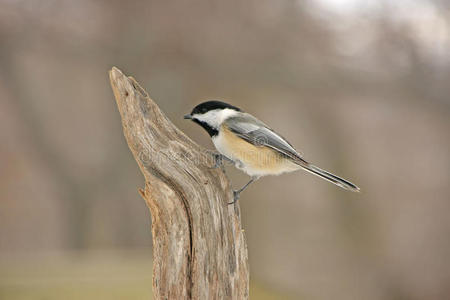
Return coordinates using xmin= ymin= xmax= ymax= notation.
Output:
xmin=210 ymin=152 xmax=233 ymax=169
xmin=229 ymin=176 xmax=260 ymax=205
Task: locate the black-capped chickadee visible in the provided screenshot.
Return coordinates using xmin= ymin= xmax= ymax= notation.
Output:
xmin=184 ymin=100 xmax=360 ymax=203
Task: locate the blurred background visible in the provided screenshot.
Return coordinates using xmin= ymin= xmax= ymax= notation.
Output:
xmin=1 ymin=0 xmax=450 ymax=299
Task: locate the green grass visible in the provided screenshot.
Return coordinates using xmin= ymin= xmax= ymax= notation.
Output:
xmin=0 ymin=250 xmax=290 ymax=300
xmin=0 ymin=250 xmax=153 ymax=300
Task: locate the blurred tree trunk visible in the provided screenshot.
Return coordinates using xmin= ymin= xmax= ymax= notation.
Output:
xmin=109 ymin=67 xmax=249 ymax=299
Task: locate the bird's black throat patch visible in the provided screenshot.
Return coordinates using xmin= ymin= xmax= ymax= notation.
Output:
xmin=193 ymin=119 xmax=219 ymax=137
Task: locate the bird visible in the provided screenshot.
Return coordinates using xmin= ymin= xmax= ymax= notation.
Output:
xmin=184 ymin=100 xmax=359 ymax=203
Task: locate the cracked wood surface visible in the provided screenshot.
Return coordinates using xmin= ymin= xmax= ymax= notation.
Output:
xmin=109 ymin=67 xmax=249 ymax=299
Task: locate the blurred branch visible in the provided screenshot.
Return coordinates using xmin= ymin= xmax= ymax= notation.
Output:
xmin=109 ymin=67 xmax=249 ymax=299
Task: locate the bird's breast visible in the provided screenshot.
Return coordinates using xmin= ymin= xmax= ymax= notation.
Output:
xmin=213 ymin=125 xmax=299 ymax=177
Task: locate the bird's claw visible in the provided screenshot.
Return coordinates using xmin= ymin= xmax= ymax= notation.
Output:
xmin=209 ymin=153 xmax=223 ymax=169
xmin=228 ymin=190 xmax=240 ymax=205
xmin=209 ymin=153 xmax=233 ymax=169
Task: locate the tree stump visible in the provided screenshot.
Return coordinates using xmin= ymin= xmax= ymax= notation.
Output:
xmin=109 ymin=67 xmax=249 ymax=299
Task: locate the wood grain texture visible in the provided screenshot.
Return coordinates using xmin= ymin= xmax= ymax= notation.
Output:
xmin=109 ymin=67 xmax=249 ymax=299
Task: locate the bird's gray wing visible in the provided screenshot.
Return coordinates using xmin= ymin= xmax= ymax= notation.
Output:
xmin=225 ymin=114 xmax=305 ymax=162
xmin=226 ymin=114 xmax=360 ymax=192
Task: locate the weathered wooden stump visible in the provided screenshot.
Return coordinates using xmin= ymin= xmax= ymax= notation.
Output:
xmin=109 ymin=67 xmax=249 ymax=299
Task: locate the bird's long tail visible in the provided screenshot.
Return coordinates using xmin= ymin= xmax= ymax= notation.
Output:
xmin=296 ymin=160 xmax=360 ymax=192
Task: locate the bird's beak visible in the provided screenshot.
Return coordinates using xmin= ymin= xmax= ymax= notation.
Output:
xmin=184 ymin=114 xmax=193 ymax=120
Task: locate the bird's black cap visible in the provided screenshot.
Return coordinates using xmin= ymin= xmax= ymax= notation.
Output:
xmin=189 ymin=100 xmax=241 ymax=116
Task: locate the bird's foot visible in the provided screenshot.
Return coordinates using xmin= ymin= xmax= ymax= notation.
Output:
xmin=227 ymin=176 xmax=259 ymax=205
xmin=209 ymin=152 xmax=232 ymax=169
xmin=209 ymin=153 xmax=223 ymax=169
xmin=228 ymin=190 xmax=240 ymax=205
